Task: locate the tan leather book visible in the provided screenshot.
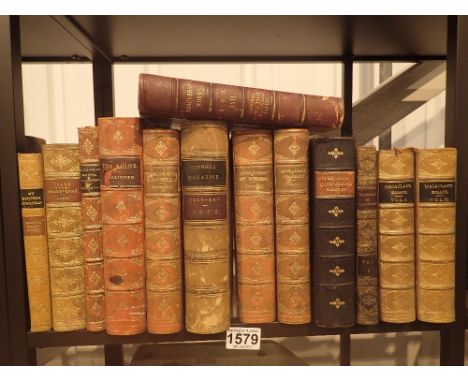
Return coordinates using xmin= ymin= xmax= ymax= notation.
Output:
xmin=415 ymin=148 xmax=456 ymax=323
xmin=232 ymin=129 xmax=276 ymax=323
xmin=42 ymin=144 xmax=86 ymax=331
xmin=275 ymin=129 xmax=311 ymax=324
xmin=378 ymin=148 xmax=415 ymax=323
xmin=181 ymin=120 xmax=230 ymax=334
xmin=98 ymin=117 xmax=146 ymax=335
xmin=78 ymin=126 xmax=105 ymax=332
xmin=18 ymin=153 xmax=52 ymax=332
xmin=356 ymin=146 xmax=379 ymax=325
xmin=143 ymin=128 xmax=183 ymax=334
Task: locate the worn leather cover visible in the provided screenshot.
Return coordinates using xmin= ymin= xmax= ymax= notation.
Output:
xmin=311 ymin=137 xmax=355 ymax=328
xmin=18 ymin=153 xmax=52 ymax=332
xmin=356 ymin=146 xmax=379 ymax=325
xmin=181 ymin=121 xmax=230 ymax=334
xmin=415 ymin=148 xmax=456 ymax=323
xmin=274 ymin=129 xmax=311 ymax=324
xmin=98 ymin=117 xmax=146 ymax=335
xmin=79 ymin=126 xmax=105 ymax=332
xmin=42 ymin=144 xmax=86 ymax=331
xmin=138 ymin=73 xmax=344 ymax=132
xmin=378 ymin=148 xmax=415 ymax=323
xmin=143 ymin=128 xmax=183 ymax=334
xmin=233 ymin=130 xmax=276 ymax=323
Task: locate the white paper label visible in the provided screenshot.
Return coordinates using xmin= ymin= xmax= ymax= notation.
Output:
xmin=225 ymin=327 xmax=261 ymax=350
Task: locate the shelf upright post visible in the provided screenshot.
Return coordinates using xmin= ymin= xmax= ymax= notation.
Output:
xmin=92 ymin=52 xmax=124 ymax=365
xmin=441 ymin=15 xmax=468 ymax=366
xmin=0 ymin=190 xmax=11 ymax=365
xmin=342 ymin=58 xmax=354 ymax=138
xmin=0 ymin=15 xmax=36 ymax=365
xmin=93 ymin=55 xmax=114 ymax=120
xmin=378 ymin=63 xmax=392 ymax=149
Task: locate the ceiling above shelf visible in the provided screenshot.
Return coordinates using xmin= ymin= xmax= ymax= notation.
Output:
xmin=20 ymin=16 xmax=448 ymax=62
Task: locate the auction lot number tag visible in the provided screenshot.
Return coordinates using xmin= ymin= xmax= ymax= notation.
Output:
xmin=225 ymin=327 xmax=261 ymax=350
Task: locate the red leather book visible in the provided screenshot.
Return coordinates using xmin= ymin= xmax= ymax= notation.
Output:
xmin=143 ymin=128 xmax=183 ymax=334
xmin=232 ymin=129 xmax=276 ymax=324
xmin=98 ymin=117 xmax=146 ymax=335
xmin=138 ymin=73 xmax=344 ymax=132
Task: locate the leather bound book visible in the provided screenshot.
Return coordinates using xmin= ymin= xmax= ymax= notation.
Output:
xmin=378 ymin=148 xmax=415 ymax=323
xmin=181 ymin=120 xmax=230 ymax=334
xmin=18 ymin=153 xmax=52 ymax=332
xmin=415 ymin=148 xmax=456 ymax=323
xmin=42 ymin=144 xmax=86 ymax=331
xmin=143 ymin=128 xmax=183 ymax=334
xmin=98 ymin=117 xmax=146 ymax=335
xmin=311 ymin=137 xmax=356 ymax=328
xmin=78 ymin=126 xmax=105 ymax=332
xmin=138 ymin=73 xmax=344 ymax=132
xmin=232 ymin=129 xmax=276 ymax=323
xmin=356 ymin=146 xmax=379 ymax=325
xmin=274 ymin=129 xmax=311 ymax=324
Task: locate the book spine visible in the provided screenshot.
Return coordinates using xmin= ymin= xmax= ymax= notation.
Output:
xmin=233 ymin=130 xmax=276 ymax=323
xmin=138 ymin=73 xmax=344 ymax=131
xmin=181 ymin=120 xmax=230 ymax=334
xmin=378 ymin=148 xmax=415 ymax=323
xmin=78 ymin=126 xmax=105 ymax=332
xmin=143 ymin=128 xmax=183 ymax=334
xmin=98 ymin=117 xmax=146 ymax=335
xmin=274 ymin=129 xmax=311 ymax=324
xmin=18 ymin=153 xmax=52 ymax=332
xmin=356 ymin=146 xmax=379 ymax=325
xmin=42 ymin=144 xmax=86 ymax=331
xmin=311 ymin=137 xmax=356 ymax=328
xmin=415 ymin=148 xmax=456 ymax=323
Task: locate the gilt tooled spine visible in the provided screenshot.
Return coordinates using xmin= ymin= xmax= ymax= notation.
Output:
xmin=143 ymin=128 xmax=183 ymax=334
xmin=42 ymin=144 xmax=86 ymax=332
xmin=415 ymin=148 xmax=456 ymax=323
xmin=18 ymin=153 xmax=52 ymax=332
xmin=378 ymin=148 xmax=415 ymax=323
xmin=181 ymin=121 xmax=230 ymax=334
xmin=356 ymin=146 xmax=379 ymax=325
xmin=78 ymin=126 xmax=105 ymax=332
xmin=233 ymin=130 xmax=276 ymax=323
xmin=274 ymin=129 xmax=311 ymax=324
xmin=311 ymin=137 xmax=356 ymax=328
xmin=98 ymin=117 xmax=146 ymax=335
xmin=138 ymin=73 xmax=344 ymax=131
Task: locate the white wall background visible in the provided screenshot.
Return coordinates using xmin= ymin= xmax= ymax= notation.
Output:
xmin=21 ymin=62 xmax=446 ymax=148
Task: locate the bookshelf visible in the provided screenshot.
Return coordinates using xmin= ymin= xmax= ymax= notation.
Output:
xmin=0 ymin=15 xmax=467 ymax=366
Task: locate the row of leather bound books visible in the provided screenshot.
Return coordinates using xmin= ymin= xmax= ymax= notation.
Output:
xmin=17 ymin=74 xmax=456 ymax=335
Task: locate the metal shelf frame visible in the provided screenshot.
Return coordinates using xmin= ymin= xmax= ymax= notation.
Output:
xmin=0 ymin=15 xmax=467 ymax=366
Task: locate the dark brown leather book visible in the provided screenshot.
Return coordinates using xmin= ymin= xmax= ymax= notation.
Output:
xmin=181 ymin=120 xmax=231 ymax=334
xmin=415 ymin=148 xmax=456 ymax=323
xmin=378 ymin=148 xmax=415 ymax=323
xmin=356 ymin=146 xmax=379 ymax=325
xmin=274 ymin=129 xmax=311 ymax=324
xmin=232 ymin=129 xmax=276 ymax=324
xmin=78 ymin=126 xmax=105 ymax=332
xmin=143 ymin=128 xmax=183 ymax=334
xmin=98 ymin=117 xmax=146 ymax=335
xmin=138 ymin=73 xmax=344 ymax=132
xmin=311 ymin=137 xmax=356 ymax=328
